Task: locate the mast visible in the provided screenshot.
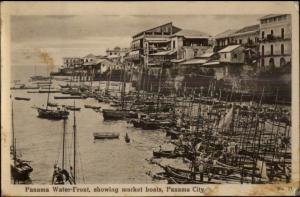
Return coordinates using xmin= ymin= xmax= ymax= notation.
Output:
xmin=73 ymin=100 xmax=76 ymax=184
xmin=46 ymin=76 xmax=52 ymax=110
xmin=62 ymin=119 xmax=66 ymax=170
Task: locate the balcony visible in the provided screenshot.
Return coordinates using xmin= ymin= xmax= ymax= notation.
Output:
xmin=259 ymin=35 xmax=291 ymax=43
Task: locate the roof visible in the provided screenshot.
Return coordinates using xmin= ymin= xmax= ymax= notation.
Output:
xmin=149 ymin=50 xmax=176 ymax=56
xmin=215 ymin=29 xmax=238 ymax=39
xmin=107 ymin=55 xmax=120 ymax=59
xmin=83 ymin=53 xmax=96 ymax=58
xmin=260 ymin=14 xmax=286 ymax=20
xmin=172 ymin=29 xmax=211 ymax=38
xmin=180 ymin=58 xmax=208 ymax=65
xmin=218 ymin=45 xmax=241 ymax=53
xmin=200 ymin=52 xmax=215 ymax=58
xmin=202 ymin=61 xmax=220 ymax=66
xmin=83 ymin=59 xmax=107 ymax=66
xmin=133 ymin=22 xmax=181 ymax=38
xmin=171 ymin=59 xmax=185 ymax=63
xmin=234 ymin=24 xmax=259 ymax=34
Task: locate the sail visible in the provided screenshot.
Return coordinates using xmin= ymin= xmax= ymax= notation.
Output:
xmin=257 ymin=160 xmax=268 ymax=179
xmin=217 ymin=107 xmax=233 ymax=130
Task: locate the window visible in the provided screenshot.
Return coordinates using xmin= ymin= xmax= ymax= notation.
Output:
xmin=281 ymin=44 xmax=284 ymax=55
xmin=233 ymin=54 xmax=237 ymax=59
xmin=281 ymin=28 xmax=284 ymax=39
xmin=224 ymin=53 xmax=227 ymax=58
xmin=271 ymin=30 xmax=273 ymax=36
xmin=239 ymin=39 xmax=242 ymax=44
xmin=270 ymin=45 xmax=273 ymax=55
xmin=262 ymin=45 xmax=264 ymax=56
xmin=262 ymin=31 xmax=265 ymax=39
xmin=173 ymin=40 xmax=175 ymax=49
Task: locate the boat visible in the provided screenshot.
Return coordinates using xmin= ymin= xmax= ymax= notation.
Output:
xmin=11 ymin=101 xmax=33 ymax=183
xmin=30 ymin=75 xmax=50 ymax=81
xmin=35 ymin=76 xmax=70 ymax=120
xmin=102 ymin=109 xmax=128 ymax=120
xmin=48 ymin=102 xmax=59 ymax=107
xmin=54 ymin=96 xmax=85 ymax=99
xmin=65 ymin=105 xmax=81 ymax=111
xmin=52 ymin=103 xmax=81 ymax=185
xmin=36 ymin=107 xmax=69 ymax=119
xmin=125 ymin=133 xmax=130 ymax=143
xmin=84 ymin=104 xmax=101 ymax=110
xmin=15 ymin=97 xmax=30 ymax=101
xmin=153 ymin=150 xmax=180 ymax=158
xmin=93 ymin=132 xmax=120 ymax=139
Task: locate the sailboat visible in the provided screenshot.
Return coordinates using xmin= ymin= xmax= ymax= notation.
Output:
xmin=11 ymin=100 xmax=33 ymax=183
xmin=35 ymin=76 xmax=69 ymax=120
xmin=102 ymin=64 xmax=135 ymax=120
xmin=52 ymin=102 xmax=80 ymax=185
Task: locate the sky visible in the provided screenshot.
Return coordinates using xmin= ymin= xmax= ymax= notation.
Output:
xmin=11 ymin=14 xmax=263 ymax=67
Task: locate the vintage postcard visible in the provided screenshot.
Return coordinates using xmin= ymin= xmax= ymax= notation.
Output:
xmin=1 ymin=1 xmax=299 ymax=196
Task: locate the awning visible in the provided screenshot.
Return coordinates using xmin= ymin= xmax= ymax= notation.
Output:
xmin=83 ymin=59 xmax=106 ymax=66
xmin=150 ymin=50 xmax=176 ymax=56
xmin=202 ymin=61 xmax=220 ymax=66
xmin=171 ymin=59 xmax=185 ymax=63
xmin=145 ymin=38 xmax=170 ymax=43
xmin=180 ymin=59 xmax=208 ymax=65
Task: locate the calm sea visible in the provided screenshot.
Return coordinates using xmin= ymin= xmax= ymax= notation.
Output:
xmin=11 ymin=65 xmax=182 ymax=184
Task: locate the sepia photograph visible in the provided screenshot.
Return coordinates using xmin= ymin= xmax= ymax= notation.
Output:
xmin=1 ymin=1 xmax=299 ymax=196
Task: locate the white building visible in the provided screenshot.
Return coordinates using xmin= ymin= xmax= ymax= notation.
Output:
xmin=259 ymin=14 xmax=291 ymax=68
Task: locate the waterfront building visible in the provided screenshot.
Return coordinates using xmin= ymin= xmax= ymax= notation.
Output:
xmin=218 ymin=45 xmax=245 ymax=64
xmin=259 ymin=14 xmax=291 ymax=68
xmin=128 ymin=22 xmax=181 ymax=65
xmin=63 ymin=57 xmax=84 ymax=68
xmin=214 ymin=29 xmax=238 ymax=51
xmin=170 ymin=29 xmax=212 ymax=61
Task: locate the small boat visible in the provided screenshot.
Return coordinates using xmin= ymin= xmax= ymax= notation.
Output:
xmin=30 ymin=75 xmax=50 ymax=81
xmin=125 ymin=133 xmax=130 ymax=143
xmin=15 ymin=97 xmax=30 ymax=101
xmin=54 ymin=96 xmax=85 ymax=99
xmin=36 ymin=107 xmax=69 ymax=120
xmin=48 ymin=102 xmax=58 ymax=107
xmin=64 ymin=105 xmax=81 ymax=111
xmin=93 ymin=132 xmax=119 ymax=139
xmin=84 ymin=104 xmax=101 ymax=110
xmin=153 ymin=150 xmax=180 ymax=158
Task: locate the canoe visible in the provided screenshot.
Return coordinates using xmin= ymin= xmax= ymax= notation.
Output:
xmin=93 ymin=132 xmax=119 ymax=139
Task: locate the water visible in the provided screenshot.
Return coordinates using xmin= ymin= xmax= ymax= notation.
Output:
xmin=10 ymin=65 xmax=172 ymax=184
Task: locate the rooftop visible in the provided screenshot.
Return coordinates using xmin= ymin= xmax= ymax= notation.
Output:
xmin=172 ymin=29 xmax=211 ymax=38
xmin=133 ymin=22 xmax=181 ymax=38
xmin=218 ymin=45 xmax=241 ymax=53
xmin=259 ymin=14 xmax=287 ymax=20
xmin=215 ymin=29 xmax=238 ymax=39
xmin=234 ymin=24 xmax=259 ymax=34
xmin=180 ymin=58 xmax=208 ymax=65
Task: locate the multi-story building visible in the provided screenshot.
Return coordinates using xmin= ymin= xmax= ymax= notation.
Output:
xmin=259 ymin=14 xmax=291 ymax=68
xmin=62 ymin=57 xmax=84 ymax=68
xmin=170 ymin=29 xmax=212 ymax=60
xmin=128 ymin=22 xmax=182 ymax=65
xmin=106 ymin=46 xmax=129 ymax=58
xmin=214 ymin=29 xmax=238 ymax=51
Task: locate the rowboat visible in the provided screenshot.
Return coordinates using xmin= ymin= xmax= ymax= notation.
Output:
xmin=84 ymin=104 xmax=101 ymax=110
xmin=15 ymin=97 xmax=31 ymax=101
xmin=65 ymin=105 xmax=81 ymax=111
xmin=93 ymin=132 xmax=119 ymax=139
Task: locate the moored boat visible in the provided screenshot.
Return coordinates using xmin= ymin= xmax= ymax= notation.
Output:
xmin=15 ymin=97 xmax=31 ymax=101
xmin=93 ymin=132 xmax=120 ymax=139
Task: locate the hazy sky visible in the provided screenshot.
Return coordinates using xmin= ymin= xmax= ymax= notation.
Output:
xmin=11 ymin=14 xmax=263 ymax=67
